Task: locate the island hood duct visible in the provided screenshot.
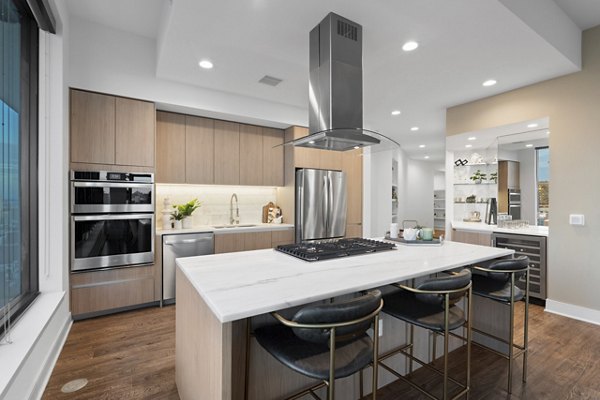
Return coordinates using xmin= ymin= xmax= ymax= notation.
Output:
xmin=294 ymin=12 xmax=382 ymax=152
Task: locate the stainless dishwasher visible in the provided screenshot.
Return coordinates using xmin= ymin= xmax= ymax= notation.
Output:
xmin=162 ymin=232 xmax=214 ymax=305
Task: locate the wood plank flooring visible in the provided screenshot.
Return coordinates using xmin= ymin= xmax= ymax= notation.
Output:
xmin=43 ymin=303 xmax=600 ymax=399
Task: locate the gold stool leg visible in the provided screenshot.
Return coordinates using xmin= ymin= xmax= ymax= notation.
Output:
xmin=372 ymin=314 xmax=379 ymax=400
xmin=443 ymin=293 xmax=450 ymax=400
xmin=508 ymin=274 xmax=515 ymax=394
xmin=244 ymin=318 xmax=251 ymax=400
xmin=359 ymin=369 xmax=364 ymax=399
xmin=328 ymin=327 xmax=336 ymax=400
xmin=466 ymin=287 xmax=472 ymax=400
xmin=523 ymin=269 xmax=530 ymax=383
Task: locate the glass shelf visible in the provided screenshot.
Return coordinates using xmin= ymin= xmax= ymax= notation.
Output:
xmin=454 ymin=182 xmax=497 ymax=186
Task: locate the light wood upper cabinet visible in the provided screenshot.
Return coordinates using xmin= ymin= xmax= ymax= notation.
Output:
xmin=214 ymin=120 xmax=240 ymax=185
xmin=70 ymin=89 xmax=116 ymax=165
xmin=262 ymin=127 xmax=284 ymax=186
xmin=156 ymin=111 xmax=186 ymax=183
xmin=292 ymin=126 xmax=321 ymax=169
xmin=185 ymin=116 xmax=214 ymax=184
xmin=343 ymin=148 xmax=363 ymax=225
xmin=239 ymin=124 xmax=263 ymax=186
xmin=319 ymin=149 xmax=343 ymax=171
xmin=115 ymin=97 xmax=155 ymax=167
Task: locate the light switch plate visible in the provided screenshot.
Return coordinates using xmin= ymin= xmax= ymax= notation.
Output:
xmin=569 ymin=214 xmax=585 ymax=226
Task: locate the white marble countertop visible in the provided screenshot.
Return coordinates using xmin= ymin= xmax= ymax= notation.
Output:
xmin=452 ymin=221 xmax=549 ymax=237
xmin=176 ymin=240 xmax=513 ymax=323
xmin=156 ymin=223 xmax=294 ymax=236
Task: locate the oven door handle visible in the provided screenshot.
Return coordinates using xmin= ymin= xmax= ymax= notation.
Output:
xmin=164 ymin=238 xmax=212 ymax=246
xmin=72 ymin=181 xmax=153 ymax=188
xmin=72 ymin=214 xmax=154 ymax=221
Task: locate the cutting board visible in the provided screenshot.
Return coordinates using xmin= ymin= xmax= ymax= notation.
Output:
xmin=262 ymin=202 xmax=274 ymax=223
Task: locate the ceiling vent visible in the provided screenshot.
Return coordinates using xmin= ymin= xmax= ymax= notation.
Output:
xmin=259 ymin=75 xmax=283 ymax=87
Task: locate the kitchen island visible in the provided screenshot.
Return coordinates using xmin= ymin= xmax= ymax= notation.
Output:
xmin=176 ymin=241 xmax=513 ymax=400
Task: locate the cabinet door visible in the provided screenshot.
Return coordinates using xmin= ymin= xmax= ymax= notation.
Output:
xmin=214 ymin=120 xmax=240 ymax=185
xmin=70 ymin=265 xmax=155 ymax=317
xmin=156 ymin=111 xmax=186 ymax=183
xmin=452 ymin=229 xmax=491 ymax=246
xmin=185 ymin=116 xmax=214 ymax=184
xmin=319 ymin=150 xmax=343 ymax=171
xmin=70 ymin=89 xmax=116 ymax=165
xmin=343 ymin=148 xmax=363 ymax=225
xmin=271 ymin=228 xmax=295 ymax=247
xmin=115 ymin=97 xmax=155 ymax=167
xmin=292 ymin=126 xmax=320 ymax=169
xmin=214 ymin=233 xmax=246 ymax=254
xmin=262 ymin=128 xmax=284 ymax=186
xmin=239 ymin=124 xmax=263 ymax=186
xmin=243 ymin=231 xmax=272 ymax=250
xmin=345 ymin=224 xmax=363 ymax=238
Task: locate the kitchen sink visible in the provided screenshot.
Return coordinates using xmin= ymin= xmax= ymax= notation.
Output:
xmin=212 ymin=224 xmax=257 ymax=229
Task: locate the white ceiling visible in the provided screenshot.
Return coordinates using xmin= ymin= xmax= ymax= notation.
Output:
xmin=65 ymin=0 xmax=600 ymax=162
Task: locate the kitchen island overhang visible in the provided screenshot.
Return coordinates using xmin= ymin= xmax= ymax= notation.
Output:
xmin=176 ymin=241 xmax=514 ymax=400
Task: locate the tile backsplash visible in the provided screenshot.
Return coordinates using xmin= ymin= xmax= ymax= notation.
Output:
xmin=156 ymin=184 xmax=278 ymax=228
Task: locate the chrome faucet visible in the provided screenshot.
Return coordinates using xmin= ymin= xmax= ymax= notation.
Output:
xmin=230 ymin=193 xmax=239 ymax=225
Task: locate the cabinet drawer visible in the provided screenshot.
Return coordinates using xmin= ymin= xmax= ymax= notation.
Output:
xmin=71 ymin=265 xmax=155 ymax=317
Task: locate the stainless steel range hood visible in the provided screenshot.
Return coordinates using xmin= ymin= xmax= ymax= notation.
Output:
xmin=296 ymin=12 xmax=381 ymax=152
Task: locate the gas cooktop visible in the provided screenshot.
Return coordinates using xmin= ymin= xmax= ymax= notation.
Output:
xmin=275 ymin=238 xmax=396 ymax=262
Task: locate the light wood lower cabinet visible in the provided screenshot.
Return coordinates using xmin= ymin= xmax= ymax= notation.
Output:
xmin=70 ymin=264 xmax=155 ymax=318
xmin=214 ymin=228 xmax=295 ymax=254
xmin=345 ymin=223 xmax=363 ymax=238
xmin=452 ymin=229 xmax=492 ymax=246
xmin=271 ymin=229 xmax=295 ymax=247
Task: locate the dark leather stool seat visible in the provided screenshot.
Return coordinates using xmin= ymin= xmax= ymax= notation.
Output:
xmin=378 ymin=269 xmax=473 ymax=400
xmin=471 ymin=274 xmax=524 ymax=303
xmin=255 ymin=324 xmax=372 ymax=380
xmin=249 ymin=290 xmax=384 ymax=400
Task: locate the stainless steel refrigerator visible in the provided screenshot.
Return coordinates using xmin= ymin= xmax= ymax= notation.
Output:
xmin=296 ymin=168 xmax=347 ymax=242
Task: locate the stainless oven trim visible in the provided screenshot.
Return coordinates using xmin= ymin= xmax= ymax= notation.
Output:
xmin=70 ymin=181 xmax=155 ymax=214
xmin=71 ymin=213 xmax=155 ymax=272
xmin=70 ymin=170 xmax=154 ymax=182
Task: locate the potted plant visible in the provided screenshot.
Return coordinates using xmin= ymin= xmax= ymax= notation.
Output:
xmin=470 ymin=170 xmax=487 ymax=184
xmin=489 ymin=171 xmax=498 ymax=184
xmin=170 ymin=209 xmax=185 ymax=230
xmin=173 ymin=198 xmax=202 ymax=229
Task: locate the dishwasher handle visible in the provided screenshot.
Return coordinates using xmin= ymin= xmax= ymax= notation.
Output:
xmin=164 ymin=237 xmax=212 ymax=246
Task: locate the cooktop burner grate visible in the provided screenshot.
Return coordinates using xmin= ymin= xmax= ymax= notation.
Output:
xmin=275 ymin=238 xmax=396 ymax=261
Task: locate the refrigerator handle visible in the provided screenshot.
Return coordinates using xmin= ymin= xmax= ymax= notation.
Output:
xmin=323 ymin=175 xmax=330 ymax=234
xmin=326 ymin=175 xmax=333 ymax=235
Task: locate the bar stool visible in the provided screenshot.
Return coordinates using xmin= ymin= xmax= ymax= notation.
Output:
xmin=468 ymin=256 xmax=529 ymax=394
xmin=378 ymin=269 xmax=472 ymax=400
xmin=248 ymin=290 xmax=383 ymax=400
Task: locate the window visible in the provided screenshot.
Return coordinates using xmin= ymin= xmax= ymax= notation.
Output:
xmin=1 ymin=0 xmax=40 ymax=338
xmin=536 ymin=147 xmax=549 ymax=226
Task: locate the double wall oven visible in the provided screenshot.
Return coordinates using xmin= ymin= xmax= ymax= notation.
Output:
xmin=70 ymin=171 xmax=155 ymax=272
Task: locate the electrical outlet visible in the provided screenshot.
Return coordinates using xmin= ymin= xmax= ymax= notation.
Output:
xmin=569 ymin=214 xmax=585 ymax=226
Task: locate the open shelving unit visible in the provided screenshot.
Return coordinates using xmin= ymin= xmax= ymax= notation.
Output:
xmin=434 ymin=190 xmax=445 ymax=231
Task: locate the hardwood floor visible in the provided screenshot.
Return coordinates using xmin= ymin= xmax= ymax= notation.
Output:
xmin=43 ymin=303 xmax=600 ymax=399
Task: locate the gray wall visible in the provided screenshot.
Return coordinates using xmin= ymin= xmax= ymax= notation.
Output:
xmin=447 ymin=25 xmax=600 ymax=315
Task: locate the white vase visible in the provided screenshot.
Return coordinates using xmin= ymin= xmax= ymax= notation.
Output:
xmin=174 ymin=220 xmax=183 ymax=230
xmin=182 ymin=217 xmax=193 ymax=229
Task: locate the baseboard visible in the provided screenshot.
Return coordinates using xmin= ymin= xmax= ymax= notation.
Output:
xmin=545 ymin=299 xmax=600 ymax=326
xmin=29 ymin=311 xmax=72 ymax=400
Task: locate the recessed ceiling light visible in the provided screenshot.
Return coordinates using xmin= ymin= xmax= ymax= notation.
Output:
xmin=468 ymin=136 xmax=476 ymax=141
xmin=482 ymin=79 xmax=497 ymax=87
xmin=465 ymin=144 xmax=473 ymax=148
xmin=419 ymin=144 xmax=426 ymax=148
xmin=526 ymin=144 xmax=534 ymax=148
xmin=353 ymin=146 xmax=360 ymax=149
xmin=198 ymin=60 xmax=213 ymax=69
xmin=402 ymin=41 xmax=419 ymax=52
xmin=410 ymin=127 xmax=419 ymax=131
xmin=391 ymin=110 xmax=401 ymax=116
xmin=527 ymin=123 xmax=538 ymax=128
xmin=546 ymin=130 xmax=550 ymax=135
xmin=308 ymin=140 xmax=315 ymax=144
xmin=424 ymin=155 xmax=430 ymax=159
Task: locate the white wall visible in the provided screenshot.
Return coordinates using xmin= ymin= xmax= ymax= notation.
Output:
xmin=363 ymin=148 xmax=393 ymax=237
xmin=1 ymin=0 xmax=72 ymax=398
xmin=403 ymin=160 xmax=434 ymax=228
xmin=68 ymin=17 xmax=306 ymax=129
